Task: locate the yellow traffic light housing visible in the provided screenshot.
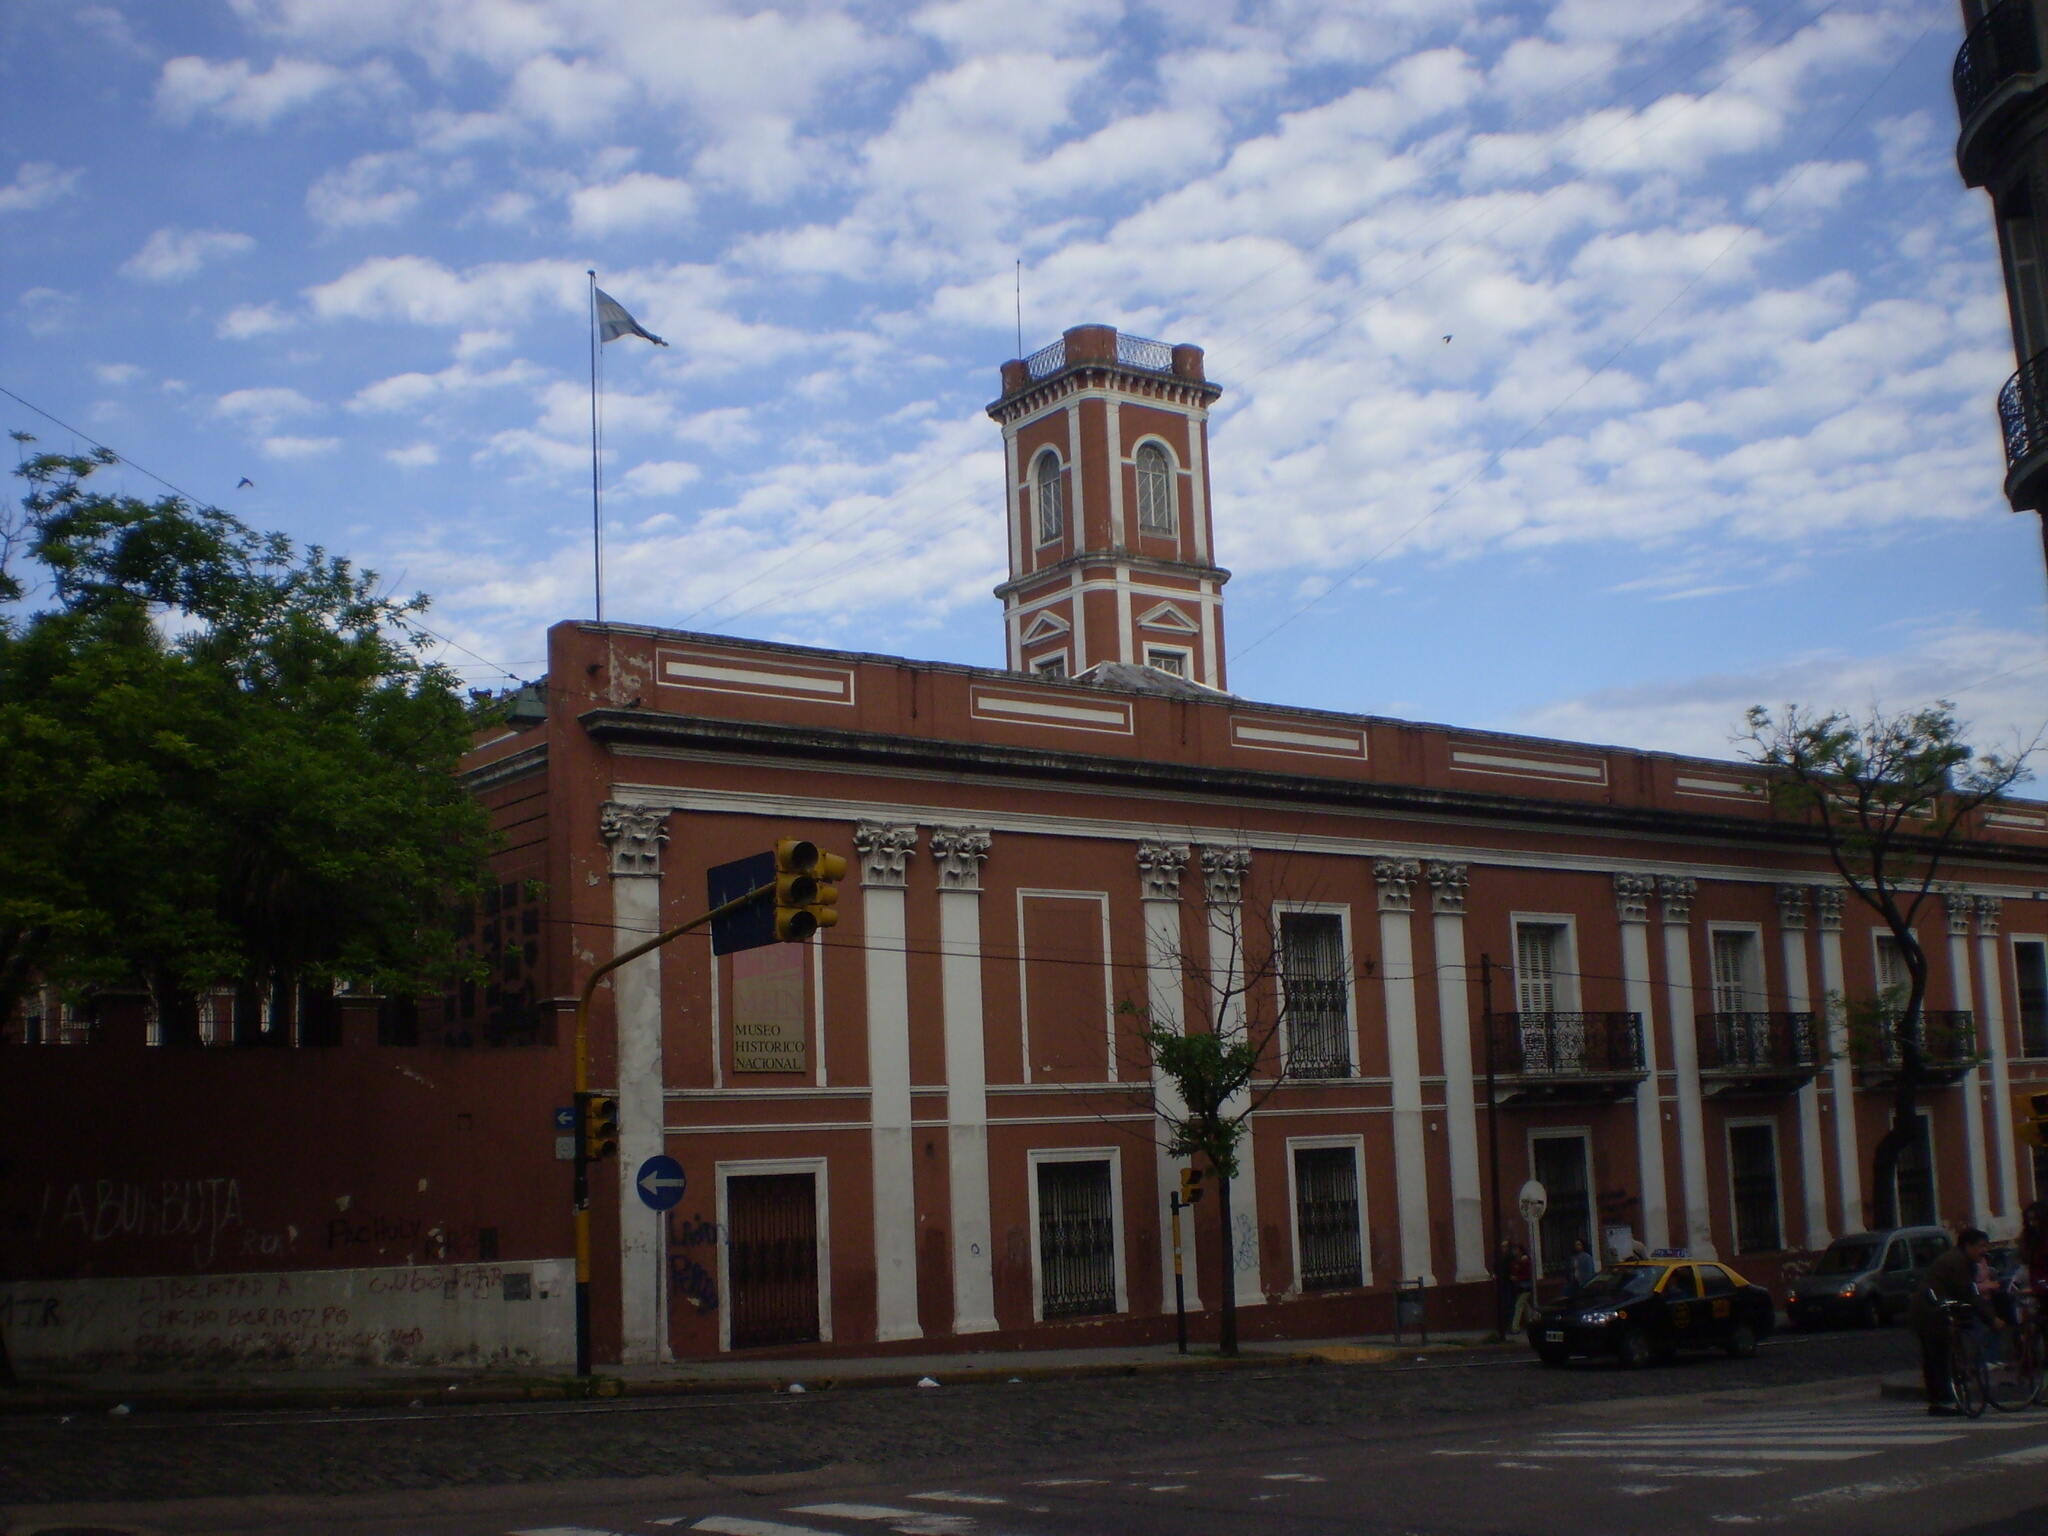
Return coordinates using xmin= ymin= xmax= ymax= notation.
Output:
xmin=1179 ymin=1166 xmax=1205 ymax=1205
xmin=579 ymin=1091 xmax=620 ymax=1162
xmin=773 ymin=838 xmax=847 ymax=942
xmin=2016 ymin=1089 xmax=2048 ymax=1150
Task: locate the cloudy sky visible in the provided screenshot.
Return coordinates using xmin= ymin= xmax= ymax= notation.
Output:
xmin=3 ymin=0 xmax=2043 ymax=766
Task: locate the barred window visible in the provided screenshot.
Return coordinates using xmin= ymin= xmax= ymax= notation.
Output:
xmin=1034 ymin=451 xmax=1065 ymax=543
xmin=1282 ymin=911 xmax=1349 ymax=1077
xmin=1134 ymin=442 xmax=1174 ymax=534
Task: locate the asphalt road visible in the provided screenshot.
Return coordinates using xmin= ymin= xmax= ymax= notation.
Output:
xmin=9 ymin=1327 xmax=2046 ymax=1535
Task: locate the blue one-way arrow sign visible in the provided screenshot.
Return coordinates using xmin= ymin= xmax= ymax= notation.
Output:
xmin=635 ymin=1154 xmax=688 ymax=1211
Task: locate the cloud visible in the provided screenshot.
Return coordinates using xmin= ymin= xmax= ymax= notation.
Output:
xmin=16 ymin=288 xmax=76 ymax=334
xmin=260 ymin=434 xmax=342 ymax=460
xmin=0 ymin=162 xmax=83 ymax=215
xmin=567 ymin=171 xmax=696 ymax=236
xmin=215 ymin=385 xmax=320 ymax=432
xmin=614 ymin=459 xmax=702 ymax=497
xmin=385 ymin=441 xmax=440 ymax=468
xmin=155 ymin=55 xmax=394 ymax=127
xmin=348 ymin=358 xmax=540 ymax=413
xmin=306 ymin=254 xmax=583 ymax=327
xmin=218 ymin=302 xmax=298 ymax=339
xmin=94 ymin=362 xmax=142 ymax=385
xmin=121 ymin=227 xmax=257 ymax=282
xmin=504 ymin=53 xmax=634 ymax=136
xmin=307 ymin=152 xmax=425 ymax=228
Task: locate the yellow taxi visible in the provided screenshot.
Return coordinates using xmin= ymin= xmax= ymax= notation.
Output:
xmin=1527 ymin=1255 xmax=1776 ymax=1368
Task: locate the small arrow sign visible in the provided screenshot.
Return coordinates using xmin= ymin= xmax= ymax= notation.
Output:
xmin=636 ymin=1154 xmax=687 ymax=1211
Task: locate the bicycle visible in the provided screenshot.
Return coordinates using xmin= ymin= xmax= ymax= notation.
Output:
xmin=1984 ymin=1284 xmax=2040 ymax=1412
xmin=1939 ymin=1299 xmax=1989 ymax=1418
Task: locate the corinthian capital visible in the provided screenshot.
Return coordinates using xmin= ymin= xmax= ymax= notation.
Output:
xmin=1658 ymin=875 xmax=1696 ymax=925
xmin=1424 ymin=860 xmax=1468 ymax=916
xmin=930 ymin=825 xmax=992 ymax=892
xmin=1137 ymin=841 xmax=1190 ymax=901
xmin=600 ymin=803 xmax=668 ymax=877
xmin=1613 ymin=873 xmax=1655 ymax=925
xmin=1200 ymin=845 xmax=1251 ymax=906
xmin=853 ymin=822 xmax=919 ymax=888
xmin=1375 ymin=858 xmax=1420 ymax=913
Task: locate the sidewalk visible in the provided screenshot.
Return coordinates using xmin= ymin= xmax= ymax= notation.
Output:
xmin=0 ymin=1330 xmax=1509 ymax=1415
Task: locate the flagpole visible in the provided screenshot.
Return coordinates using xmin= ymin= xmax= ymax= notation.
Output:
xmin=587 ymin=268 xmax=604 ymax=624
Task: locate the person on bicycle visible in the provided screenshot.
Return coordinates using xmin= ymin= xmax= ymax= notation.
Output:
xmin=1912 ymin=1227 xmax=2002 ymax=1416
xmin=2020 ymin=1202 xmax=2048 ymax=1311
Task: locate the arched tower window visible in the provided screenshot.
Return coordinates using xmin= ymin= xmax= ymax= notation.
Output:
xmin=1034 ymin=450 xmax=1065 ymax=543
xmin=1134 ymin=442 xmax=1175 ymax=535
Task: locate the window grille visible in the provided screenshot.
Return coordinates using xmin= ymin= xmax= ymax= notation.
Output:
xmin=1282 ymin=911 xmax=1349 ymax=1076
xmin=726 ymin=1172 xmax=822 ymax=1348
xmin=1144 ymin=648 xmax=1186 ymax=677
xmin=1038 ymin=1159 xmax=1117 ymax=1317
xmin=1728 ymin=1123 xmax=1782 ymax=1252
xmin=2015 ymin=939 xmax=2048 ymax=1057
xmin=1034 ymin=452 xmax=1064 ymax=543
xmin=1293 ymin=1146 xmax=1363 ymax=1290
xmin=1135 ymin=443 xmax=1174 ymax=534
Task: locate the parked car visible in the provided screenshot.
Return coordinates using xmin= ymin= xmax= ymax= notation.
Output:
xmin=1527 ymin=1257 xmax=1775 ymax=1367
xmin=1784 ymin=1226 xmax=1951 ymax=1329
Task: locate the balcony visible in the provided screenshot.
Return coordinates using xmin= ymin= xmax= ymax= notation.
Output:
xmin=1695 ymin=1011 xmax=1821 ymax=1096
xmin=1956 ymin=0 xmax=2043 ymax=185
xmin=1999 ymin=351 xmax=2048 ymax=511
xmin=1485 ymin=1011 xmax=1646 ymax=1103
xmin=1856 ymin=1010 xmax=1979 ymax=1087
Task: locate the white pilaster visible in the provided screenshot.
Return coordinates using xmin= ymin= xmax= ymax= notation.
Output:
xmin=600 ymin=801 xmax=669 ymax=1364
xmin=1660 ymin=877 xmax=1715 ymax=1258
xmin=1615 ymin=874 xmax=1670 ymax=1252
xmin=1976 ymin=898 xmax=2020 ymax=1236
xmin=1425 ymin=862 xmax=1488 ymax=1282
xmin=1949 ymin=894 xmax=1992 ymax=1232
xmin=1376 ymin=859 xmax=1434 ymax=1285
xmin=933 ymin=826 xmax=997 ymax=1333
xmin=1202 ymin=844 xmax=1263 ymax=1310
xmin=1817 ymin=889 xmax=1864 ymax=1233
xmin=1139 ymin=841 xmax=1197 ymax=1311
xmin=855 ymin=821 xmax=923 ymax=1342
xmin=1777 ymin=886 xmax=1831 ymax=1249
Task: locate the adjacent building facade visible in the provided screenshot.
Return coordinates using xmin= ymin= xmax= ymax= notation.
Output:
xmin=7 ymin=326 xmax=2048 ymax=1370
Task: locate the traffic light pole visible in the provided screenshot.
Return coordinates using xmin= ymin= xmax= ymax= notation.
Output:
xmin=570 ymin=880 xmax=774 ymax=1378
xmin=1169 ymin=1193 xmax=1188 ymax=1355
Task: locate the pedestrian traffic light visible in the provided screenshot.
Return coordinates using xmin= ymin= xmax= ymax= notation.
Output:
xmin=2016 ymin=1089 xmax=2048 ymax=1149
xmin=773 ymin=838 xmax=847 ymax=942
xmin=579 ymin=1091 xmax=620 ymax=1162
xmin=1179 ymin=1167 xmax=1205 ymax=1205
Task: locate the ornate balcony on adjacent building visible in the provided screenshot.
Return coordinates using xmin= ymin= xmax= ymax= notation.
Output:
xmin=1695 ymin=1011 xmax=1821 ymax=1096
xmin=1998 ymin=350 xmax=2048 ymax=512
xmin=1485 ymin=1012 xmax=1647 ymax=1102
xmin=1955 ymin=0 xmax=2044 ymax=186
xmin=1855 ymin=1010 xmax=1979 ymax=1087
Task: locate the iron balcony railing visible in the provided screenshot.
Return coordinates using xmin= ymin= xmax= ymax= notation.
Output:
xmin=1023 ymin=330 xmax=1176 ymax=381
xmin=1489 ymin=1011 xmax=1645 ymax=1076
xmin=1955 ymin=0 xmax=2040 ymax=125
xmin=1999 ymin=348 xmax=2048 ymax=472
xmin=1696 ymin=1011 xmax=1818 ymax=1073
xmin=1868 ymin=1009 xmax=1978 ymax=1068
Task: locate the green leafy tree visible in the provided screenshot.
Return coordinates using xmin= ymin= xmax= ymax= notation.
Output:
xmin=1738 ymin=702 xmax=2037 ymax=1228
xmin=1 ymin=444 xmax=494 ymax=1035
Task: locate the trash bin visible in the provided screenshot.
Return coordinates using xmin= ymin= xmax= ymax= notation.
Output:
xmin=1393 ymin=1277 xmax=1427 ymax=1344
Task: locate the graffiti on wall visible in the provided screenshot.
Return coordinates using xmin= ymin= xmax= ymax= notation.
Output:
xmin=666 ymin=1211 xmax=722 ymax=1313
xmin=37 ymin=1177 xmax=250 ymax=1267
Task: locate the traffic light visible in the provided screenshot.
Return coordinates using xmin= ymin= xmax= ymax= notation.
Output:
xmin=1179 ymin=1166 xmax=1205 ymax=1205
xmin=579 ymin=1091 xmax=620 ymax=1162
xmin=773 ymin=838 xmax=847 ymax=942
xmin=2016 ymin=1089 xmax=2048 ymax=1150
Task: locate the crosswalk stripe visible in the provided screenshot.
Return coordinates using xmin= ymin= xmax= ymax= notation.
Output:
xmin=696 ymin=1519 xmax=841 ymax=1536
xmin=1469 ymin=1447 xmax=1882 ymax=1462
xmin=908 ymin=1494 xmax=1008 ymax=1506
xmin=1982 ymin=1442 xmax=2048 ymax=1464
xmin=1544 ymin=1433 xmax=1953 ymax=1448
xmin=788 ymin=1507 xmax=928 ymax=1521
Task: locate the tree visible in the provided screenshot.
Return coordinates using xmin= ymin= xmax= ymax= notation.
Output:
xmin=1119 ymin=851 xmax=1339 ymax=1356
xmin=1738 ymin=702 xmax=2037 ymax=1228
xmin=1 ymin=444 xmax=494 ymax=1034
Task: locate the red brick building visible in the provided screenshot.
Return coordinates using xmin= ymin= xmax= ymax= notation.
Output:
xmin=8 ymin=325 xmax=2047 ymax=1370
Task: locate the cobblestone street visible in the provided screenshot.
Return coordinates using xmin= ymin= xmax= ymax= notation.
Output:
xmin=1 ymin=1329 xmax=1911 ymax=1507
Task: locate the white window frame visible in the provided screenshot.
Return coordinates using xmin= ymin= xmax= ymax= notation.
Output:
xmin=1132 ymin=438 xmax=1177 ymax=536
xmin=1285 ymin=1132 xmax=1370 ymax=1293
xmin=714 ymin=1155 xmax=832 ymax=1353
xmin=1707 ymin=923 xmax=1766 ymax=1013
xmin=1031 ymin=651 xmax=1070 ymax=680
xmin=1511 ymin=915 xmax=1581 ymax=1014
xmin=1033 ymin=449 xmax=1065 ymax=545
xmin=1893 ymin=1106 xmax=1939 ymax=1228
xmin=1026 ymin=1146 xmax=1126 ymax=1323
xmin=2011 ymin=934 xmax=2048 ymax=1058
xmin=1014 ymin=889 xmax=1117 ymax=1084
xmin=1143 ymin=645 xmax=1190 ymax=678
xmin=1724 ymin=1116 xmax=1786 ymax=1255
xmin=1273 ymin=901 xmax=1358 ymax=1079
xmin=1872 ymin=930 xmax=1910 ymax=1003
xmin=1526 ymin=1127 xmax=1594 ymax=1272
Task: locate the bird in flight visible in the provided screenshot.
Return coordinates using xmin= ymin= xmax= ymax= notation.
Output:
xmin=1442 ymin=335 xmax=1452 ymax=343
xmin=236 ymin=477 xmax=254 ymax=488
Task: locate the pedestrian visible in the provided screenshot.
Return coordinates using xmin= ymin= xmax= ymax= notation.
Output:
xmin=1910 ymin=1226 xmax=2003 ymax=1415
xmin=1509 ymin=1243 xmax=1535 ymax=1332
xmin=1566 ymin=1237 xmax=1597 ymax=1296
xmin=2020 ymin=1202 xmax=2048 ymax=1355
xmin=1495 ymin=1239 xmax=1519 ymax=1337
